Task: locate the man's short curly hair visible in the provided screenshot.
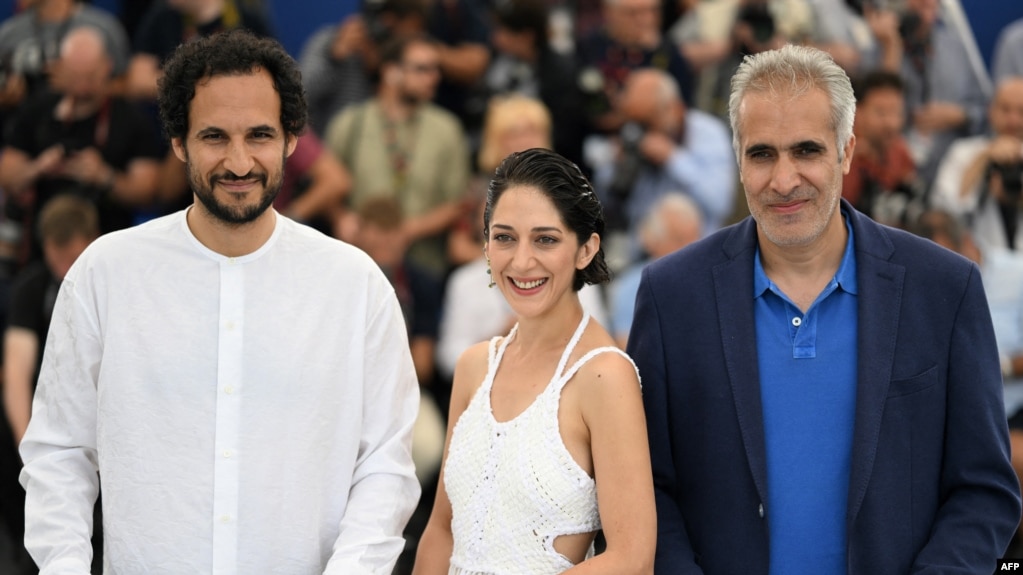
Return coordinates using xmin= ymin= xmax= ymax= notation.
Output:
xmin=157 ymin=29 xmax=307 ymax=142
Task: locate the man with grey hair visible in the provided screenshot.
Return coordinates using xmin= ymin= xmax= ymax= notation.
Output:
xmin=629 ymin=44 xmax=1020 ymax=574
xmin=593 ymin=67 xmax=734 ymax=267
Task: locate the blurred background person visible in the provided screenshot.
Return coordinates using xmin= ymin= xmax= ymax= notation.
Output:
xmin=1 ymin=194 xmax=99 ymax=575
xmin=474 ymin=0 xmax=585 ymax=168
xmin=298 ymin=0 xmax=427 ymax=137
xmin=352 ymin=196 xmax=443 ymax=389
xmin=349 ymin=196 xmax=446 ymax=575
xmin=0 ymin=26 xmax=160 ymax=263
xmin=576 ymin=0 xmax=696 ymax=135
xmin=666 ymin=0 xmax=903 ymax=113
xmin=125 ymin=0 xmax=273 ymax=102
xmin=3 ymin=194 xmax=96 ymax=448
xmin=608 ymin=192 xmax=701 ymax=348
xmin=666 ymin=0 xmax=732 ymax=76
xmin=476 ymin=94 xmax=553 ymax=178
xmin=325 ymin=34 xmax=469 ymax=279
xmin=593 ymin=67 xmax=735 ymax=269
xmin=993 ymin=17 xmax=1023 ymax=83
xmin=423 ymin=0 xmax=491 ymax=133
xmin=0 ymin=0 xmax=129 ymax=146
xmin=931 ymin=76 xmax=1023 ymax=251
xmin=697 ymin=0 xmax=816 ymax=117
xmin=273 ymin=131 xmax=352 ymax=233
xmin=899 ymin=0 xmax=989 ymax=189
xmin=844 ymin=69 xmax=920 ymax=227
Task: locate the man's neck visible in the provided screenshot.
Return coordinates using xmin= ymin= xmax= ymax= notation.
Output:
xmin=378 ymin=91 xmax=417 ymax=122
xmin=758 ymin=214 xmax=848 ymax=312
xmin=185 ymin=203 xmax=277 ymax=258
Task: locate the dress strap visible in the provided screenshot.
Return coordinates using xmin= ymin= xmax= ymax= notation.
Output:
xmin=552 ymin=313 xmax=591 ymax=383
xmin=556 ymin=346 xmax=642 ymax=393
xmin=483 ymin=324 xmax=519 ymax=392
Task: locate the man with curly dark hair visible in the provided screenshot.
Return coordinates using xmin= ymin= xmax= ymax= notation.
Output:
xmin=19 ymin=29 xmax=421 ymax=574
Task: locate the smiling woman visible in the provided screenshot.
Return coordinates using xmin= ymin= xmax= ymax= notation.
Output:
xmin=413 ymin=148 xmax=656 ymax=575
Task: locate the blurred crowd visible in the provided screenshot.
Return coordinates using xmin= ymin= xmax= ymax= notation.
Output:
xmin=0 ymin=0 xmax=1022 ymax=572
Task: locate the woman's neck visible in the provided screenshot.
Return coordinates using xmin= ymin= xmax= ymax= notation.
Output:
xmin=509 ymin=298 xmax=585 ymax=356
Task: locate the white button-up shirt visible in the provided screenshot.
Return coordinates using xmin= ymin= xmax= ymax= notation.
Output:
xmin=20 ymin=210 xmax=421 ymax=574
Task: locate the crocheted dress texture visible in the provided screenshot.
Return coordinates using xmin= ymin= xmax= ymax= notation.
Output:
xmin=443 ymin=314 xmax=637 ymax=575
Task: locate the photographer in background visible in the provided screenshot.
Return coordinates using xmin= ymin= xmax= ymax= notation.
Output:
xmin=0 ymin=26 xmax=160 ymax=264
xmin=932 ymin=77 xmax=1023 ymax=252
xmin=843 ymin=70 xmax=921 ymax=228
xmin=898 ymin=0 xmax=987 ymax=190
xmin=299 ymin=0 xmax=427 ymax=136
xmin=593 ymin=67 xmax=734 ymax=269
xmin=576 ymin=0 xmax=696 ymax=135
xmin=125 ymin=0 xmax=273 ymax=102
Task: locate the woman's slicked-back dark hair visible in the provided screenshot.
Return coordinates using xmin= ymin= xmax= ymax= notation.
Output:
xmin=485 ymin=148 xmax=611 ymax=291
xmin=157 ymin=29 xmax=307 ymax=143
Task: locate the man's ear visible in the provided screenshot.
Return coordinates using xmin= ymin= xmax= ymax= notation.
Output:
xmin=285 ymin=133 xmax=298 ymax=158
xmin=575 ymin=232 xmax=600 ymax=270
xmin=171 ymin=137 xmax=187 ymax=163
xmin=841 ymin=134 xmax=856 ymax=175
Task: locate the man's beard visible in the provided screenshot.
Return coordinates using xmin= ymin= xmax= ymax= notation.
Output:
xmin=187 ymin=153 xmax=285 ymax=225
xmin=399 ymin=88 xmax=427 ymax=107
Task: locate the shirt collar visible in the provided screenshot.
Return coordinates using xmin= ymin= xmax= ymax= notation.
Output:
xmin=753 ymin=207 xmax=858 ymax=298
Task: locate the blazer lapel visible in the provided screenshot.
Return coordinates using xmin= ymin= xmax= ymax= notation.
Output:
xmin=844 ymin=207 xmax=904 ymax=528
xmin=713 ymin=219 xmax=769 ymax=505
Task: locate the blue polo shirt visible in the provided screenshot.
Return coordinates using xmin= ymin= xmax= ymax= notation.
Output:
xmin=753 ymin=214 xmax=858 ymax=575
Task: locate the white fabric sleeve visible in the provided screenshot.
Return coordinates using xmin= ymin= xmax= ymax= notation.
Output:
xmin=931 ymin=140 xmax=983 ymax=215
xmin=436 ymin=268 xmax=486 ymax=379
xmin=19 ymin=275 xmax=101 ymax=575
xmin=323 ymin=291 xmax=421 ymax=574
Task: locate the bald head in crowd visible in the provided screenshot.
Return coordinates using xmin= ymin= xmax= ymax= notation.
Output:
xmin=52 ymin=26 xmax=112 ymax=111
xmin=619 ymin=68 xmax=686 ymax=140
xmin=990 ymin=76 xmax=1023 ymax=141
xmin=639 ymin=192 xmax=703 ymax=260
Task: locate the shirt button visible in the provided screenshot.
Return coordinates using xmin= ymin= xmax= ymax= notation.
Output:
xmin=222 ymin=449 xmax=233 ymax=458
xmin=225 ymin=321 xmax=235 ymax=331
xmin=224 ymin=385 xmax=234 ymax=395
xmin=758 ymin=503 xmax=764 ymax=518
xmin=792 ymin=317 xmax=802 ymax=327
xmin=220 ymin=515 xmax=231 ymax=523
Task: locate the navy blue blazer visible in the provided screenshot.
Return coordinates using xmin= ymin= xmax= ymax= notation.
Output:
xmin=629 ymin=202 xmax=1021 ymax=574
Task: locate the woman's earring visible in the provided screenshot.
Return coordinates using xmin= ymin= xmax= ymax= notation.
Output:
xmin=485 ymin=255 xmax=495 ymax=288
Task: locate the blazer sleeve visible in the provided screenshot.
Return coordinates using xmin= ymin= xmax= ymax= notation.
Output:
xmin=629 ymin=267 xmax=706 ymax=574
xmin=912 ymin=263 xmax=1022 ymax=570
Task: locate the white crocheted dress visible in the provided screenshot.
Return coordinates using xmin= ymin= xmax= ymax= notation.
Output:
xmin=443 ymin=314 xmax=637 ymax=575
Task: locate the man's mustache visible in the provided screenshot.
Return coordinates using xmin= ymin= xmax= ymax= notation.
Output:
xmin=210 ymin=172 xmax=268 ymax=186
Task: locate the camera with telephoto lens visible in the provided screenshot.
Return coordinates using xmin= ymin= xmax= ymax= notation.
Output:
xmin=991 ymin=161 xmax=1023 ymax=200
xmin=736 ymin=1 xmax=775 ymax=47
xmin=361 ymin=0 xmax=392 ymax=44
xmin=609 ymin=122 xmax=645 ymax=201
